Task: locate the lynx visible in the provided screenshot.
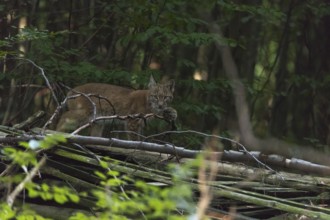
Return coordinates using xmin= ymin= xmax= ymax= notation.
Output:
xmin=56 ymin=76 xmax=177 ymax=138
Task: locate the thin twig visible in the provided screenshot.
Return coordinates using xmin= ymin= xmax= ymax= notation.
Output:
xmin=61 ymin=82 xmax=117 ymax=119
xmin=6 ymin=156 xmax=47 ymax=207
xmin=64 ymin=92 xmax=98 ymax=121
xmin=42 ymin=96 xmax=69 ymax=133
xmin=71 ymin=113 xmax=158 ymax=135
xmin=45 ymin=83 xmax=118 ymax=132
xmin=0 ymin=164 xmax=16 ymax=177
xmin=16 ymin=58 xmax=59 ymax=106
xmin=43 ymin=92 xmax=108 ymax=132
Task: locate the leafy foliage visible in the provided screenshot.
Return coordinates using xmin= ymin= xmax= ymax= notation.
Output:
xmin=0 ymin=203 xmax=51 ymax=220
xmin=0 ymin=135 xmax=196 ymax=219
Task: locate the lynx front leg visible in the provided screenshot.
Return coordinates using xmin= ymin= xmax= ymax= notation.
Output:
xmin=56 ymin=110 xmax=85 ymax=133
xmin=162 ymin=107 xmax=178 ymax=130
xmin=162 ymin=107 xmax=177 ymax=121
xmin=126 ymin=118 xmax=143 ymax=140
xmin=90 ymin=123 xmax=105 ymax=137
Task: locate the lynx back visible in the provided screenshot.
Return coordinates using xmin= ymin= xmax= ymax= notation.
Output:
xmin=56 ymin=76 xmax=177 ymax=138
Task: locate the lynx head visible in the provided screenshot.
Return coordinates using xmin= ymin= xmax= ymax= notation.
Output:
xmin=147 ymin=75 xmax=175 ymax=114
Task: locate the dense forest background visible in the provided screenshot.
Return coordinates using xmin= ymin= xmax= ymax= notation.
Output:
xmin=1 ymin=0 xmax=330 ymax=149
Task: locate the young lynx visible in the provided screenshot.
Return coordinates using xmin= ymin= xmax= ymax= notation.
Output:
xmin=56 ymin=76 xmax=177 ymax=138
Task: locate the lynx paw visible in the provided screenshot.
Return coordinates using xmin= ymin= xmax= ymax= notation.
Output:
xmin=162 ymin=107 xmax=177 ymax=122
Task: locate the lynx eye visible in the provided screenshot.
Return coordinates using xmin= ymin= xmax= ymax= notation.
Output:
xmin=150 ymin=95 xmax=158 ymax=100
xmin=164 ymin=95 xmax=172 ymax=101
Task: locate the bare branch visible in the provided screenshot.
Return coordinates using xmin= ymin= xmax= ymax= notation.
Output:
xmin=42 ymin=92 xmax=108 ymax=132
xmin=43 ymin=86 xmax=119 ymax=132
xmin=71 ymin=113 xmax=158 ymax=135
xmin=6 ymin=156 xmax=47 ymax=207
xmin=16 ymin=58 xmax=59 ymax=106
xmin=42 ymin=96 xmax=69 ymax=132
xmin=13 ymin=110 xmax=45 ymax=130
xmin=1 ymin=129 xmax=330 ymax=176
xmin=146 ymin=130 xmax=275 ymax=172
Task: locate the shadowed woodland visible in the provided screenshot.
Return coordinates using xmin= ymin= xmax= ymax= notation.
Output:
xmin=1 ymin=0 xmax=330 ymax=146
xmin=1 ymin=0 xmax=330 ymax=219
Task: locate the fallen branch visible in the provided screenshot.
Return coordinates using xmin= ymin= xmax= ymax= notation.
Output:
xmin=2 ymin=126 xmax=330 ymax=219
xmin=13 ymin=110 xmax=45 ymax=130
xmin=182 ymin=158 xmax=330 ymax=190
xmin=1 ymin=129 xmax=330 ymax=176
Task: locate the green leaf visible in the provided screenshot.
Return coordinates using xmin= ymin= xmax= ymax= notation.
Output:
xmin=69 ymin=213 xmax=91 ymax=220
xmin=40 ymin=191 xmax=53 ymax=200
xmin=19 ymin=141 xmax=30 ymax=149
xmin=41 ymin=183 xmax=50 ymax=192
xmin=95 ymin=171 xmax=107 ymax=180
xmin=106 ymin=178 xmax=123 ymax=187
xmin=0 ymin=203 xmax=16 ymax=219
xmin=54 ymin=193 xmax=68 ymax=204
xmin=67 ymin=193 xmax=80 ymax=203
xmin=107 ymin=170 xmax=119 ymax=177
xmin=27 ymin=188 xmax=39 ymax=198
xmin=99 ymin=160 xmax=109 ymax=169
xmin=40 ymin=134 xmax=67 ymax=149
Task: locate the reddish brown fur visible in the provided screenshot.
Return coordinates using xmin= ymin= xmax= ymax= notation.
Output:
xmin=56 ymin=76 xmax=176 ymax=138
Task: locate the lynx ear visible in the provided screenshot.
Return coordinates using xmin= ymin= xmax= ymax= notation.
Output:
xmin=167 ymin=80 xmax=175 ymax=93
xmin=148 ymin=75 xmax=157 ymax=88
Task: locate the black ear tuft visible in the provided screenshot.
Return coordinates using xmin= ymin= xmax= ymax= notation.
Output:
xmin=167 ymin=80 xmax=175 ymax=93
